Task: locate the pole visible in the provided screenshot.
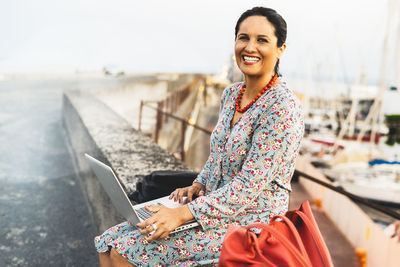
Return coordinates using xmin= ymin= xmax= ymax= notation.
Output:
xmin=154 ymin=102 xmax=163 ymax=143
xmin=138 ymin=100 xmax=144 ymax=132
xmin=181 ymin=121 xmax=187 ymax=161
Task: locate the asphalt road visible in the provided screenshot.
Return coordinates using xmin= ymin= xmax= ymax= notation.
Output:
xmin=0 ymin=77 xmax=99 ymax=266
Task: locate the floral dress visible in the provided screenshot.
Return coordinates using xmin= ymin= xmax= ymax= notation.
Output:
xmin=94 ymin=81 xmax=304 ymax=266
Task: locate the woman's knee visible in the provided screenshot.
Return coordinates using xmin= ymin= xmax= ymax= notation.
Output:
xmin=110 ymin=248 xmax=134 ymax=266
xmin=98 ymin=251 xmax=111 ymax=267
xmin=110 ymin=248 xmax=121 ymax=262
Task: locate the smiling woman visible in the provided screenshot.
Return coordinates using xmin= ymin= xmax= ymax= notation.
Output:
xmin=235 ymin=17 xmax=285 ymax=79
xmin=94 ymin=7 xmax=304 ymax=267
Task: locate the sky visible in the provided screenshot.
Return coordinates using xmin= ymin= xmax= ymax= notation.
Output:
xmin=0 ymin=0 xmax=396 ymax=84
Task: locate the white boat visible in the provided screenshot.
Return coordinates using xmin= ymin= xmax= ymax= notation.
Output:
xmin=323 ymin=161 xmax=400 ymax=206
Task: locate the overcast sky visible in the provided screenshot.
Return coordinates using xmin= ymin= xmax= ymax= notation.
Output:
xmin=0 ymin=0 xmax=396 ymax=84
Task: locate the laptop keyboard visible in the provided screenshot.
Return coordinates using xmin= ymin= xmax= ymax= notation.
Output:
xmin=136 ymin=202 xmax=163 ymax=220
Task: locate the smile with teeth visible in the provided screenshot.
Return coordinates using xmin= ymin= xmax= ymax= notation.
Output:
xmin=243 ymin=55 xmax=260 ymax=63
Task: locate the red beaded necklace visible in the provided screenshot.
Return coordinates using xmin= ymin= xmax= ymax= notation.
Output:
xmin=235 ymin=73 xmax=278 ymax=113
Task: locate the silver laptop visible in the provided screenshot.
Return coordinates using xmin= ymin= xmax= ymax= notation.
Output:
xmin=85 ymin=154 xmax=199 ymax=234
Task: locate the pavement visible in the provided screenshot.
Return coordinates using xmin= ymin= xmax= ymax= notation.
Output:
xmin=0 ymin=77 xmax=99 ymax=266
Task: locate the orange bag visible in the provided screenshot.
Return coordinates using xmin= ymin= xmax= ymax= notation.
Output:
xmin=218 ymin=201 xmax=334 ymax=267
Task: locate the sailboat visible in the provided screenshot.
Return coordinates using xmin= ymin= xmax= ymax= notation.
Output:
xmin=303 ymin=0 xmax=400 ymax=206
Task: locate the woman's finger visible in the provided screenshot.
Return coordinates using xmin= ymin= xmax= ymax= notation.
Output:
xmin=169 ymin=188 xmax=180 ymax=200
xmin=169 ymin=189 xmax=176 ymax=200
xmin=136 ymin=220 xmax=147 ymax=229
xmin=174 ymin=188 xmax=183 ymax=202
xmin=187 ymin=187 xmax=195 ymax=202
xmin=136 ymin=207 xmax=159 ymax=229
xmin=138 ymin=221 xmax=156 ymax=235
xmin=145 ymin=205 xmax=161 ymax=213
xmin=198 ymin=189 xmax=205 ymax=196
xmin=136 ymin=215 xmax=154 ymax=229
xmin=177 ymin=188 xmax=187 ymax=204
xmin=146 ymin=225 xmax=167 ymax=242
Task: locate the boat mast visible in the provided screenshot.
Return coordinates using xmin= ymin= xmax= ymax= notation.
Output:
xmin=394 ymin=1 xmax=400 ymax=90
xmin=357 ymin=0 xmax=398 ymax=143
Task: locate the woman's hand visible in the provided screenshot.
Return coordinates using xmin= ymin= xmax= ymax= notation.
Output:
xmin=169 ymin=182 xmax=205 ymax=203
xmin=136 ymin=205 xmax=194 ymax=242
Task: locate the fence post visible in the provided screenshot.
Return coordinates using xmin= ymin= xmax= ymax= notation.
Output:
xmin=155 ymin=102 xmax=163 ymax=143
xmin=170 ymin=94 xmax=173 ymax=114
xmin=172 ymin=93 xmax=176 ymax=114
xmin=138 ymin=100 xmax=144 ymax=132
xmin=165 ymin=97 xmax=169 ymax=123
xmin=181 ymin=121 xmax=187 ymax=161
xmin=159 ymin=101 xmax=165 ymax=123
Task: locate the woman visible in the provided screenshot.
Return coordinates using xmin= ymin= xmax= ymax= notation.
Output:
xmin=95 ymin=6 xmax=304 ymax=266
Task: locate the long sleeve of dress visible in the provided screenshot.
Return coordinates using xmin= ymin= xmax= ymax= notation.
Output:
xmin=188 ymin=88 xmax=304 ymax=231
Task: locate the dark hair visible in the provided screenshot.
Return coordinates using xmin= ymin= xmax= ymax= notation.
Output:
xmin=235 ymin=7 xmax=287 ymax=75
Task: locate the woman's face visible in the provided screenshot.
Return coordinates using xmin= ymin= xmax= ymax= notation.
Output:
xmin=235 ymin=15 xmax=286 ymax=78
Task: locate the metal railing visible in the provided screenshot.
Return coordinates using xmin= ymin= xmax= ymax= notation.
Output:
xmin=138 ymin=77 xmax=203 ymax=139
xmin=294 ymin=170 xmax=400 ymax=220
xmin=139 ymin=103 xmax=211 ymax=161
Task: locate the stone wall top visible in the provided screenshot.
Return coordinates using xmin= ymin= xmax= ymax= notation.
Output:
xmin=64 ymin=89 xmax=189 ymax=195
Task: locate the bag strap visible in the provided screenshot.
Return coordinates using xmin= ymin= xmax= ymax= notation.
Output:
xmin=247 ymin=230 xmax=279 ymax=266
xmin=269 ymin=215 xmax=310 ymax=257
xmin=246 ymin=223 xmax=312 ymax=267
xmin=289 ymin=210 xmax=333 ymax=266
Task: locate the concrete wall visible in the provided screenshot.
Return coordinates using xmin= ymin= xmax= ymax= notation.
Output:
xmin=62 ymin=89 xmax=189 ymax=233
